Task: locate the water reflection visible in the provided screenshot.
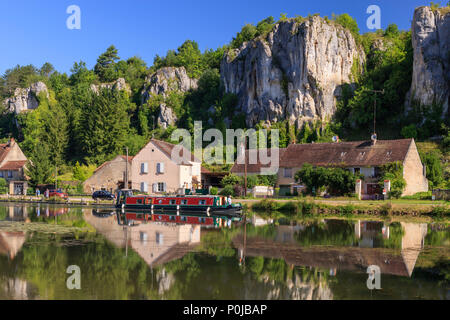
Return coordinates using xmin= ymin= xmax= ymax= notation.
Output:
xmin=0 ymin=203 xmax=448 ymax=300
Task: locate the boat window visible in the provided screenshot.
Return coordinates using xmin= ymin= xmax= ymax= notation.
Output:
xmin=158 ymin=215 xmax=162 ymax=221
xmin=170 ymin=216 xmax=176 ymax=221
xmin=199 ymin=200 xmax=206 ymax=205
xmin=169 ymin=200 xmax=176 ymax=205
xmin=199 ymin=217 xmax=206 ymax=223
xmin=158 ymin=199 xmax=163 ymax=204
xmin=181 ymin=200 xmax=188 ymax=205
xmin=181 ymin=216 xmax=187 ymax=222
xmin=137 ymin=199 xmax=143 ymax=204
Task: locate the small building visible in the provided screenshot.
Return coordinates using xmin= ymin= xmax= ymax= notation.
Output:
xmin=231 ymin=139 xmax=428 ymax=198
xmin=0 ymin=138 xmax=28 ymax=195
xmin=82 ymin=155 xmax=133 ymax=194
xmin=130 ymin=139 xmax=202 ymax=194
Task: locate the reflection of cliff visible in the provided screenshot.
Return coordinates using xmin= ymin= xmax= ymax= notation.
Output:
xmin=84 ymin=210 xmax=201 ymax=267
xmin=0 ymin=231 xmax=26 ymax=259
xmin=233 ymin=221 xmax=428 ymax=278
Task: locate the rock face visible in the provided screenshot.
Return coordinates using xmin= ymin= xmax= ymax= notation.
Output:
xmin=3 ymin=81 xmax=49 ymax=114
xmin=221 ymin=17 xmax=365 ymax=127
xmin=407 ymin=6 xmax=450 ymax=116
xmin=157 ymin=103 xmax=177 ymax=129
xmin=90 ymin=78 xmax=131 ymax=94
xmin=141 ymin=66 xmax=198 ymax=104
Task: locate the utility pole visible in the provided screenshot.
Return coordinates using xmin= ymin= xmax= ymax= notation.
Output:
xmin=244 ymin=136 xmax=247 ymax=197
xmin=367 ymin=89 xmax=384 ymax=136
xmin=55 ymin=166 xmax=57 ymax=190
xmin=125 ymin=146 xmax=129 ymax=190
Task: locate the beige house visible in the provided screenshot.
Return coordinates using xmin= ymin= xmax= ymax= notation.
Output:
xmin=231 ymin=139 xmax=428 ymax=198
xmin=83 ymin=155 xmax=133 ymax=193
xmin=0 ymin=138 xmax=28 ymax=195
xmin=130 ymin=139 xmax=201 ymax=194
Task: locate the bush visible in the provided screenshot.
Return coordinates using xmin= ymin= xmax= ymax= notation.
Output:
xmin=0 ymin=178 xmax=7 ymax=194
xmin=221 ymin=174 xmax=242 ymax=187
xmin=401 ymin=124 xmax=417 ymax=139
xmin=401 ymin=191 xmax=432 ymax=200
xmin=219 ymin=185 xmax=234 ymax=196
xmin=210 ymin=187 xmax=218 ymax=195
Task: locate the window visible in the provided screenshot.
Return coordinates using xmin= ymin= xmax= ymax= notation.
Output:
xmin=0 ymin=171 xmax=3 ymax=178
xmin=170 ymin=216 xmax=176 ymax=221
xmin=156 ymin=233 xmax=164 ymax=245
xmin=7 ymin=171 xmax=12 ymax=178
xmin=156 ymin=162 xmax=165 ymax=174
xmin=181 ymin=200 xmax=188 ymax=205
xmin=284 ymin=168 xmax=292 ymax=178
xmin=181 ymin=216 xmax=187 ymax=222
xmin=141 ymin=162 xmax=148 ymax=174
xmin=141 ymin=182 xmax=148 ymax=193
xmin=199 ymin=200 xmax=206 ymax=205
xmin=157 ymin=183 xmax=166 ymax=192
xmin=169 ymin=200 xmax=176 ymax=205
xmin=139 ymin=232 xmax=148 ymax=243
xmin=137 ymin=199 xmax=143 ymax=204
xmin=354 ymin=168 xmax=361 ymax=175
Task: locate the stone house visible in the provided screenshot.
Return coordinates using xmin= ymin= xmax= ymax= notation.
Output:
xmin=231 ymin=139 xmax=428 ymax=198
xmin=0 ymin=138 xmax=29 ymax=195
xmin=131 ymin=139 xmax=201 ymax=194
xmin=82 ymin=155 xmax=133 ymax=194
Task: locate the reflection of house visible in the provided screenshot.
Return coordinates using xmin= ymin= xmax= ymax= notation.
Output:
xmin=233 ymin=221 xmax=428 ymax=278
xmin=82 ymin=155 xmax=133 ymax=193
xmin=231 ymin=139 xmax=428 ymax=197
xmin=0 ymin=231 xmax=26 ymax=259
xmin=0 ymin=138 xmax=28 ymax=195
xmin=84 ymin=210 xmax=201 ymax=266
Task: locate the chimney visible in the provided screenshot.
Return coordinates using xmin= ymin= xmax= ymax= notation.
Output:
xmin=371 ymin=133 xmax=377 ymax=146
xmin=8 ymin=138 xmax=15 ymax=147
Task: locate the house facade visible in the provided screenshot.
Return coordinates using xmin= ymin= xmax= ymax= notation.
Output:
xmin=82 ymin=155 xmax=133 ymax=193
xmin=231 ymin=139 xmax=428 ymax=198
xmin=0 ymin=138 xmax=28 ymax=195
xmin=130 ymin=139 xmax=202 ymax=194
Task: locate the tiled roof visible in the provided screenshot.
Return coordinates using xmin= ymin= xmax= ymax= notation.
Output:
xmin=94 ymin=155 xmax=132 ymax=173
xmin=0 ymin=160 xmax=27 ymax=170
xmin=151 ymin=139 xmax=200 ymax=165
xmin=279 ymin=139 xmax=413 ymax=168
xmin=231 ymin=139 xmax=413 ymax=174
xmin=0 ymin=144 xmax=11 ymax=165
xmin=230 ymin=148 xmax=286 ymax=174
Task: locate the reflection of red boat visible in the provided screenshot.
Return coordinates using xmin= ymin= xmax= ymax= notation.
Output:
xmin=118 ymin=212 xmax=218 ymax=227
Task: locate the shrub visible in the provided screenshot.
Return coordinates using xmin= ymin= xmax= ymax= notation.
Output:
xmin=221 ymin=174 xmax=242 ymax=187
xmin=401 ymin=124 xmax=417 ymax=139
xmin=210 ymin=187 xmax=218 ymax=195
xmin=0 ymin=178 xmax=7 ymax=194
xmin=219 ymin=185 xmax=234 ymax=196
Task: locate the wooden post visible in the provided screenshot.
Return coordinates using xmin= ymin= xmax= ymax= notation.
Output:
xmin=244 ymin=136 xmax=247 ymax=197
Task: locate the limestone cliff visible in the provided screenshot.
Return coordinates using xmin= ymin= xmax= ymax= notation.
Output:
xmin=221 ymin=17 xmax=365 ymax=127
xmin=3 ymin=81 xmax=48 ymax=114
xmin=90 ymin=78 xmax=131 ymax=95
xmin=406 ymin=6 xmax=450 ymax=116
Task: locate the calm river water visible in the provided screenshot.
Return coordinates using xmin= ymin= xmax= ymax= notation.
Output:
xmin=0 ymin=202 xmax=448 ymax=300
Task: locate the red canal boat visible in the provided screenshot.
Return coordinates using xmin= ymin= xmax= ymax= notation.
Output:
xmin=115 ymin=190 xmax=243 ymax=219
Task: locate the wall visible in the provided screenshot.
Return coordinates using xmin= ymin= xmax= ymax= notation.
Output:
xmin=83 ymin=156 xmax=128 ymax=193
xmin=402 ymin=140 xmax=429 ymax=196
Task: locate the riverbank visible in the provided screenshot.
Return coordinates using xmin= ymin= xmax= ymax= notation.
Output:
xmin=0 ymin=195 xmax=116 ymax=208
xmin=238 ymin=198 xmax=449 ymax=220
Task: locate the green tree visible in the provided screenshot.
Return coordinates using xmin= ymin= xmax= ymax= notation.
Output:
xmin=421 ymin=151 xmax=443 ymax=188
xmin=25 ymin=143 xmax=53 ymax=186
xmin=94 ymin=45 xmax=120 ymax=82
xmin=77 ymin=88 xmax=130 ymax=164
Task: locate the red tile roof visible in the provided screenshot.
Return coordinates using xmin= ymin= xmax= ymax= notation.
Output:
xmin=280 ymin=139 xmax=413 ymax=168
xmin=231 ymin=139 xmax=414 ymax=174
xmin=0 ymin=144 xmax=11 ymax=165
xmin=151 ymin=139 xmax=200 ymax=165
xmin=0 ymin=160 xmax=27 ymax=170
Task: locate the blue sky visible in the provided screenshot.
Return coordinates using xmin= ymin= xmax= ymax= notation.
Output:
xmin=0 ymin=0 xmax=436 ymax=75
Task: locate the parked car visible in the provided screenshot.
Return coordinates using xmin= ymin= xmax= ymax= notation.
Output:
xmin=92 ymin=190 xmax=115 ymax=201
xmin=48 ymin=189 xmax=68 ymax=199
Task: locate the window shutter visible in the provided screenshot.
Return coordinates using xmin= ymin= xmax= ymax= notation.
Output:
xmin=153 ymin=183 xmax=157 ymax=193
xmin=160 ymin=163 xmax=165 ymax=173
xmin=140 ymin=182 xmax=145 ymax=192
xmin=156 ymin=163 xmax=160 ymax=173
xmin=141 ymin=163 xmax=148 ymax=174
xmin=163 ymin=182 xmax=167 ymax=192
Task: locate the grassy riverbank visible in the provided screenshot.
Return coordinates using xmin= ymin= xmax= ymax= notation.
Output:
xmin=242 ymin=198 xmax=449 ymax=221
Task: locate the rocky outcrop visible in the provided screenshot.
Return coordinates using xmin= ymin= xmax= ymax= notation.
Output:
xmin=141 ymin=66 xmax=198 ymax=104
xmin=221 ymin=17 xmax=365 ymax=127
xmin=157 ymin=103 xmax=177 ymax=129
xmin=406 ymin=6 xmax=450 ymax=116
xmin=90 ymin=78 xmax=131 ymax=94
xmin=3 ymin=81 xmax=48 ymax=114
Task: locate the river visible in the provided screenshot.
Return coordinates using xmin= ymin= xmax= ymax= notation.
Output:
xmin=0 ymin=202 xmax=448 ymax=300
